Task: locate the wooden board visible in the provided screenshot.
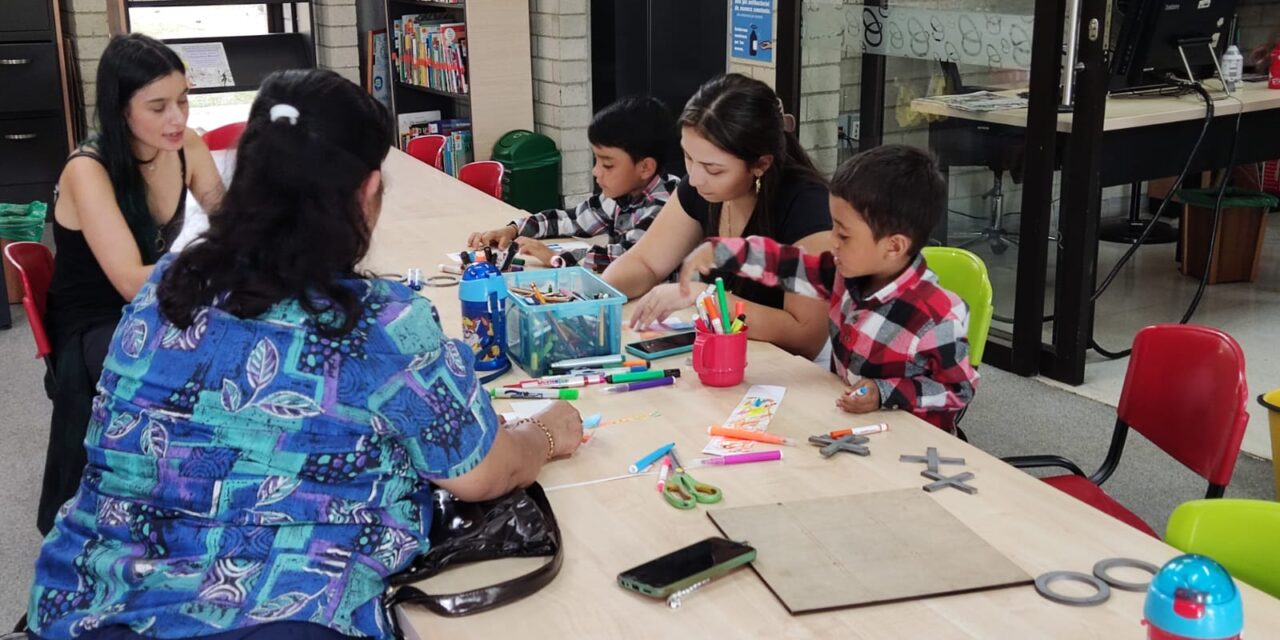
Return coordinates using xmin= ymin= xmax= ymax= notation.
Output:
xmin=709 ymin=490 xmax=1033 ymax=614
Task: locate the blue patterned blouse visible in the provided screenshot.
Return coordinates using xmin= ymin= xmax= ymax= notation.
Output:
xmin=29 ymin=255 xmax=498 ymax=639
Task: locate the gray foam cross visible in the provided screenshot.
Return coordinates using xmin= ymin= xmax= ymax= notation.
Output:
xmin=808 ymin=433 xmax=870 ymax=457
xmin=920 ymin=470 xmax=978 ymax=494
xmin=898 ymin=447 xmax=965 ymax=473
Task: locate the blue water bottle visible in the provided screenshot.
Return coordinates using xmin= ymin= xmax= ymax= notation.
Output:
xmin=459 ymin=262 xmax=509 ymax=372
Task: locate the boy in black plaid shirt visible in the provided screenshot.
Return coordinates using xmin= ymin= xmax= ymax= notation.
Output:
xmin=468 ymin=96 xmax=679 ymax=272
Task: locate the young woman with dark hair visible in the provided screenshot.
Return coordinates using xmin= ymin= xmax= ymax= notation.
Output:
xmin=604 ymin=73 xmax=833 ymax=359
xmin=37 ymin=33 xmax=224 ymax=534
xmin=27 ymin=68 xmax=582 ymax=640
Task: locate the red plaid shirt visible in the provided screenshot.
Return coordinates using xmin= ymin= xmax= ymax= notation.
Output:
xmin=708 ymin=236 xmax=979 ymax=431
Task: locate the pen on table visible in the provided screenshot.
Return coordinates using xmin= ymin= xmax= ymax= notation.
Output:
xmin=656 ymin=455 xmax=672 ymax=492
xmin=707 ymin=426 xmax=796 ymax=446
xmin=604 ymin=377 xmax=676 ymax=394
xmin=630 ymin=442 xmax=676 ymax=474
xmin=696 ymin=450 xmax=784 ymax=466
xmin=488 ymin=388 xmax=580 ymax=400
xmin=608 ymin=369 xmax=681 ymax=384
xmin=829 ymin=423 xmax=889 ymax=438
xmin=568 ymin=365 xmax=649 ymax=376
xmin=438 ymin=263 xmax=463 ymax=276
xmin=552 ymin=354 xmax=624 ymax=370
xmin=505 ymin=374 xmax=605 ymax=389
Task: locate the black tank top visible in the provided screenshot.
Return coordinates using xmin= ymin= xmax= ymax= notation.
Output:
xmin=46 ymin=147 xmax=188 ymax=338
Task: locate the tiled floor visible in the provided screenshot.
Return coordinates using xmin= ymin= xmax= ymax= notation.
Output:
xmin=952 ymin=204 xmax=1280 ymax=458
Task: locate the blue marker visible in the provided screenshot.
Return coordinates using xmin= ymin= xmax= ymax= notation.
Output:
xmin=583 ymin=414 xmax=603 ymax=429
xmin=629 ymin=442 xmax=676 ymax=474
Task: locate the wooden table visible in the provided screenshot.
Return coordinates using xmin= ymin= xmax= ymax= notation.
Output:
xmin=910 ymin=82 xmax=1280 ymax=133
xmin=366 ymin=150 xmax=1280 ymax=639
xmin=909 ymin=83 xmax=1280 ymax=385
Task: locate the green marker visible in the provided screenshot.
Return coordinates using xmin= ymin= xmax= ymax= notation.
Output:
xmin=489 ymin=388 xmax=579 ymax=400
xmin=607 ymin=369 xmax=682 ymax=384
xmin=715 ymin=276 xmax=731 ymax=333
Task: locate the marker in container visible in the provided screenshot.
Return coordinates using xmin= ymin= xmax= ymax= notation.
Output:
xmin=828 ymin=423 xmax=888 ymax=439
xmin=551 ymin=354 xmax=624 ymax=370
xmin=604 ymin=377 xmax=675 ymax=394
xmin=630 ymin=442 xmax=676 ymax=473
xmin=696 ymin=450 xmax=783 ymax=466
xmin=656 ymin=455 xmax=672 ymax=492
xmin=489 ymin=388 xmax=580 ymax=400
xmin=707 ymin=426 xmax=796 ymax=446
xmin=608 ymin=369 xmax=681 ymax=384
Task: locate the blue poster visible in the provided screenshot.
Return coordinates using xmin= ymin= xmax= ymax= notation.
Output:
xmin=730 ymin=0 xmax=773 ymax=63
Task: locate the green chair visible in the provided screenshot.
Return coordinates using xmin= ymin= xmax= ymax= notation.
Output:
xmin=1165 ymin=499 xmax=1280 ymax=599
xmin=921 ymin=247 xmax=994 ymax=367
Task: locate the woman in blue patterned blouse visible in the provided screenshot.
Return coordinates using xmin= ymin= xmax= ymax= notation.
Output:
xmin=26 ymin=69 xmax=584 ymax=640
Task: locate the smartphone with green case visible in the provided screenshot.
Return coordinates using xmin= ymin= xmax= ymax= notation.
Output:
xmin=624 ymin=331 xmax=696 ymax=360
xmin=617 ymin=537 xmax=757 ymax=599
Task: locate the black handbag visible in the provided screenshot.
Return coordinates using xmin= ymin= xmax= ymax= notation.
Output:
xmin=383 ymin=482 xmax=562 ymax=633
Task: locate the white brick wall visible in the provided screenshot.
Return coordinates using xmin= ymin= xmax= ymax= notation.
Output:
xmin=314 ymin=0 xmax=360 ymax=84
xmin=63 ymin=0 xmax=110 ymax=129
xmin=798 ymin=0 xmax=842 ymax=177
xmin=529 ymin=0 xmax=593 ymax=207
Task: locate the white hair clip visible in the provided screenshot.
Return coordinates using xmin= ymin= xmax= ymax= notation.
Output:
xmin=269 ymin=103 xmax=300 ymax=125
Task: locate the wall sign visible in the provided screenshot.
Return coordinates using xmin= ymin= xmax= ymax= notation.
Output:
xmin=731 ymin=0 xmax=774 ymax=63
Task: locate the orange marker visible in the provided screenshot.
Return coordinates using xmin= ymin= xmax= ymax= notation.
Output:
xmin=733 ymin=300 xmax=745 ymax=322
xmin=708 ymin=425 xmax=796 ymax=446
xmin=829 ymin=423 xmax=889 ymax=439
xmin=621 ymin=359 xmax=648 ymax=368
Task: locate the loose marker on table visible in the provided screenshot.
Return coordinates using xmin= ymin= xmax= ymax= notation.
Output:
xmin=630 ymin=442 xmax=676 ymax=474
xmin=696 ymin=450 xmax=783 ymax=466
xmin=707 ymin=426 xmax=796 ymax=446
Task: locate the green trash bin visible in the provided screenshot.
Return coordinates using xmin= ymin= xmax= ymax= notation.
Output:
xmin=492 ymin=130 xmax=561 ymax=214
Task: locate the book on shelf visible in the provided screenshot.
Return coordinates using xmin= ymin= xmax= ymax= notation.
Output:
xmin=390 ymin=13 xmax=469 ymax=95
xmin=401 ymin=117 xmax=472 ymax=178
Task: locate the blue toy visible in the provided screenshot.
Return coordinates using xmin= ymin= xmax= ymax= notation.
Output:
xmin=1144 ymin=554 xmax=1243 ymax=640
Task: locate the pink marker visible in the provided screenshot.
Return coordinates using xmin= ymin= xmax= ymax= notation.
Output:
xmin=656 ymin=455 xmax=672 ymax=492
xmin=696 ymin=450 xmax=783 ymax=466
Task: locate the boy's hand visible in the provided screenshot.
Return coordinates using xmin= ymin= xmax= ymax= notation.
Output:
xmin=836 ymin=380 xmax=880 ymax=414
xmin=515 ymin=237 xmax=556 ymax=265
xmin=467 ymin=225 xmax=518 ymax=250
xmin=678 ymin=242 xmax=717 ymax=297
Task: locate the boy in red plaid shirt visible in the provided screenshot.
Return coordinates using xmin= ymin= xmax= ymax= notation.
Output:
xmin=681 ymin=145 xmax=978 ymax=432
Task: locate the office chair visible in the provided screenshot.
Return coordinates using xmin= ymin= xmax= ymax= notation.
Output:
xmin=1165 ymin=499 xmax=1280 ymax=598
xmin=1004 ymin=324 xmax=1249 ymax=538
xmin=928 ymin=62 xmax=1031 ymax=255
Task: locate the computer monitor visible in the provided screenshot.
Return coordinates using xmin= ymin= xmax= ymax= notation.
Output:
xmin=1109 ymin=0 xmax=1237 ymax=93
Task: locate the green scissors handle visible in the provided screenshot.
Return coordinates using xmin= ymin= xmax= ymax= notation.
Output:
xmin=662 ymin=450 xmax=723 ymax=510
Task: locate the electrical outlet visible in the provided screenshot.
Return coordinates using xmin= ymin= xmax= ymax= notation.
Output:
xmin=850 ymin=121 xmax=860 ymax=141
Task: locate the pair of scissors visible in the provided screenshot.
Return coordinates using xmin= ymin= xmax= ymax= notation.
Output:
xmin=662 ymin=449 xmax=723 ymax=510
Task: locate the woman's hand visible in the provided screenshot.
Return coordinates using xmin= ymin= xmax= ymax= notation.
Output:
xmin=678 ymin=242 xmax=716 ymax=297
xmin=514 ymin=237 xmax=557 ymax=266
xmin=531 ymin=401 xmax=583 ymax=458
xmin=467 ymin=225 xmax=518 ymax=250
xmin=629 ymin=283 xmax=700 ymax=330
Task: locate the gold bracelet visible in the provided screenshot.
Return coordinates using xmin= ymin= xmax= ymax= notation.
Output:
xmin=521 ymin=418 xmax=555 ymax=460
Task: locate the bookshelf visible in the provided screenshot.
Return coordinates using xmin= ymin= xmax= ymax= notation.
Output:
xmin=384 ymin=0 xmax=533 ymax=168
xmin=107 ymin=0 xmax=315 ymax=95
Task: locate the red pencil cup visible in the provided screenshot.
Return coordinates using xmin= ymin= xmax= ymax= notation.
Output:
xmin=692 ymin=328 xmax=748 ymax=387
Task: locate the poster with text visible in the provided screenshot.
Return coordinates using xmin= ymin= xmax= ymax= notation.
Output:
xmin=730 ymin=0 xmax=773 ymax=63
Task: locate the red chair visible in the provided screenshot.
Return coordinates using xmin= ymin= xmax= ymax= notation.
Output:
xmin=406 ymin=134 xmax=447 ymax=170
xmin=3 ymin=241 xmax=55 ymax=374
xmin=202 ymin=121 xmax=247 ymax=151
xmin=458 ymin=160 xmax=504 ymax=199
xmin=1004 ymin=324 xmax=1249 ymax=538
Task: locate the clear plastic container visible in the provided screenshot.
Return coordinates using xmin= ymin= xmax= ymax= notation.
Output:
xmin=503 ymin=267 xmax=626 ymax=376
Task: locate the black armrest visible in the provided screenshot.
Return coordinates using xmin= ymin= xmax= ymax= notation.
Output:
xmin=1001 ymin=455 xmax=1088 ymax=477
